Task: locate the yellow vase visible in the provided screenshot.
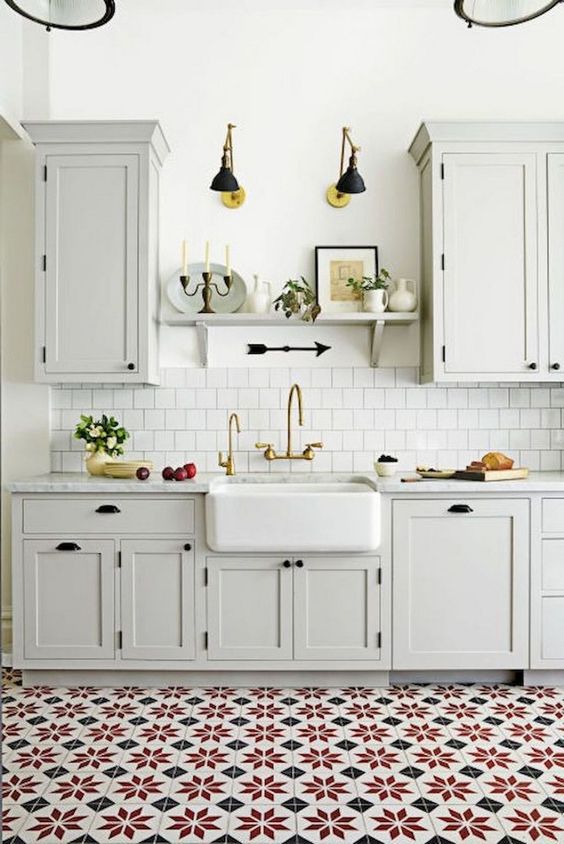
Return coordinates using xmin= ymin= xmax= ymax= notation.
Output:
xmin=85 ymin=450 xmax=111 ymax=476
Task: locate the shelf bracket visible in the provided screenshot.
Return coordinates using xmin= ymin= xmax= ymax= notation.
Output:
xmin=370 ymin=320 xmax=385 ymax=367
xmin=195 ymin=321 xmax=209 ymax=367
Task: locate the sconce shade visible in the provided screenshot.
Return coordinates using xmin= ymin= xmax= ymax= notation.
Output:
xmin=336 ymin=163 xmax=366 ymax=195
xmin=3 ymin=0 xmax=115 ymax=30
xmin=210 ymin=162 xmax=240 ymax=193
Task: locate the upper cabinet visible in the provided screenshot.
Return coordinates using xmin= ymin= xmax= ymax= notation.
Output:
xmin=409 ymin=122 xmax=564 ymax=383
xmin=24 ymin=121 xmax=170 ymax=384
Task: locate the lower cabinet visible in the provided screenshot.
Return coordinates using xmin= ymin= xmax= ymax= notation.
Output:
xmin=392 ymin=499 xmax=529 ymax=669
xmin=23 ymin=539 xmax=115 ymax=659
xmin=121 ymin=539 xmax=195 ymax=660
xmin=206 ymin=555 xmax=381 ymax=661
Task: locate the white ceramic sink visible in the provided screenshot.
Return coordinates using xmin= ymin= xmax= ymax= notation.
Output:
xmin=205 ymin=478 xmax=381 ymax=552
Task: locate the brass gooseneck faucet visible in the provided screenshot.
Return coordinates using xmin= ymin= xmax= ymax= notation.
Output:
xmin=256 ymin=384 xmax=323 ymax=461
xmin=218 ymin=412 xmax=241 ymax=476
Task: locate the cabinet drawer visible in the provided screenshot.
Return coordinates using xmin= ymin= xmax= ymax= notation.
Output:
xmin=542 ymin=540 xmax=564 ymax=591
xmin=23 ymin=498 xmax=194 ymax=535
xmin=542 ymin=499 xmax=564 ymax=533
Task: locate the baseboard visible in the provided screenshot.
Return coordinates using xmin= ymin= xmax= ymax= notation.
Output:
xmin=2 ymin=650 xmax=13 ymax=667
xmin=1 ymin=606 xmax=12 ymax=663
xmin=523 ymin=669 xmax=564 ymax=686
xmin=390 ymin=669 xmax=521 ymax=684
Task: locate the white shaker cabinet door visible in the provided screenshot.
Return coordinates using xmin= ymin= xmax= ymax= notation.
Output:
xmin=23 ymin=539 xmax=115 ymax=659
xmin=44 ymin=154 xmax=139 ymax=375
xmin=547 ymin=154 xmax=564 ymax=374
xmin=121 ymin=540 xmax=195 ymax=661
xmin=442 ymin=153 xmax=538 ymax=376
xmin=293 ymin=556 xmax=381 ymax=660
xmin=392 ymin=499 xmax=529 ymax=669
xmin=206 ymin=557 xmax=293 ymax=660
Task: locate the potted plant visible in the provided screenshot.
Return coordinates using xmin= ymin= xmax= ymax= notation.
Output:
xmin=346 ymin=268 xmax=391 ymax=313
xmin=273 ymin=277 xmax=321 ymax=322
xmin=74 ymin=414 xmax=130 ymax=475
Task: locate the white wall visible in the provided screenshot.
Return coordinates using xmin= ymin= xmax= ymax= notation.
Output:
xmin=46 ymin=0 xmax=564 ymax=318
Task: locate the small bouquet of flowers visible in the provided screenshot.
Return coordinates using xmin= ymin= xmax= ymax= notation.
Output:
xmin=74 ymin=414 xmax=129 ymax=457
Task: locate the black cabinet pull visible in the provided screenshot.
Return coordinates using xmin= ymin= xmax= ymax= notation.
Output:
xmin=56 ymin=542 xmax=81 ymax=551
xmin=528 ymin=362 xmax=537 ymax=370
xmin=448 ymin=504 xmax=473 ymax=514
xmin=552 ymin=363 xmax=561 ymax=371
xmin=127 ymin=363 xmax=135 ymax=370
xmin=95 ymin=505 xmax=121 ymax=514
xmin=282 ymin=560 xmax=291 ymax=568
xmin=295 ymin=559 xmax=304 ymax=568
xmin=184 ymin=543 xmax=192 ymax=551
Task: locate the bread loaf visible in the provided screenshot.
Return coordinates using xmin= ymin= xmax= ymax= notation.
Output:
xmin=481 ymin=452 xmax=514 ymax=471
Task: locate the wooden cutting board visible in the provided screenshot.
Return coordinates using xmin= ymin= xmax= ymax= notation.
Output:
xmin=452 ymin=468 xmax=529 ymax=481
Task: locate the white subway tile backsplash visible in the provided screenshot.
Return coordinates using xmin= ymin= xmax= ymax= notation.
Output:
xmin=50 ymin=367 xmax=564 ymax=474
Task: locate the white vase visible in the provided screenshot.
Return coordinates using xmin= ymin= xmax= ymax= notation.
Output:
xmin=85 ymin=450 xmax=111 ymax=476
xmin=246 ymin=275 xmax=271 ymax=314
xmin=363 ymin=289 xmax=388 ymax=314
xmin=388 ymin=278 xmax=417 ymax=312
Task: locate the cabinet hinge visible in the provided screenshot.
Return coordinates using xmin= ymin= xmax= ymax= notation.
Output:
xmin=42 ymin=254 xmax=47 ymax=272
xmin=204 ymin=631 xmax=208 ymax=649
xmin=441 ymin=253 xmax=445 ymax=271
xmin=117 ymin=551 xmax=122 ymax=568
xmin=204 ymin=567 xmax=208 ymax=586
xmin=118 ymin=631 xmax=123 ymax=649
xmin=377 ymin=631 xmax=382 ymax=649
xmin=442 ymin=345 xmax=446 ymax=363
xmin=41 ymin=346 xmax=46 ymax=363
xmin=440 ymin=162 xmax=445 ymax=180
xmin=43 ymin=165 xmax=47 ymax=182
xmin=377 ymin=567 xmax=382 ymax=585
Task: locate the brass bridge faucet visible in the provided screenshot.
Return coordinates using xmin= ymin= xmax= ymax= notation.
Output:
xmin=218 ymin=412 xmax=241 ymax=476
xmin=256 ymin=383 xmax=323 ymax=461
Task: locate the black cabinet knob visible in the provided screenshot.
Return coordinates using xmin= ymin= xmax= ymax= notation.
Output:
xmin=552 ymin=363 xmax=561 ymax=371
xmin=184 ymin=543 xmax=192 ymax=551
xmin=295 ymin=559 xmax=304 ymax=568
xmin=282 ymin=560 xmax=291 ymax=568
xmin=95 ymin=505 xmax=121 ymax=514
xmin=528 ymin=362 xmax=537 ymax=370
xmin=127 ymin=363 xmax=135 ymax=371
xmin=56 ymin=542 xmax=81 ymax=551
xmin=448 ymin=504 xmax=473 ymax=514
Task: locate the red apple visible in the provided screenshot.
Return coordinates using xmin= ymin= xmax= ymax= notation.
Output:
xmin=162 ymin=466 xmax=175 ymax=480
xmin=136 ymin=467 xmax=150 ymax=481
xmin=183 ymin=462 xmax=197 ymax=479
xmin=174 ymin=466 xmax=188 ymax=481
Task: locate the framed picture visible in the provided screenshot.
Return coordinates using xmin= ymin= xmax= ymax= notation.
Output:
xmin=315 ymin=246 xmax=379 ymax=313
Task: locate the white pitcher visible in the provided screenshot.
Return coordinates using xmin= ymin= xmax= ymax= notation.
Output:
xmin=363 ymin=288 xmax=388 ymax=314
xmin=246 ymin=274 xmax=272 ymax=314
xmin=388 ymin=278 xmax=417 ymax=312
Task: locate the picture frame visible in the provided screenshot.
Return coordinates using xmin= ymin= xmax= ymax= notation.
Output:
xmin=315 ymin=245 xmax=379 ymax=313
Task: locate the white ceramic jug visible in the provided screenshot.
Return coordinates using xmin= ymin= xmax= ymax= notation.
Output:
xmin=388 ymin=278 xmax=417 ymax=312
xmin=246 ymin=275 xmax=271 ymax=314
xmin=363 ymin=289 xmax=388 ymax=314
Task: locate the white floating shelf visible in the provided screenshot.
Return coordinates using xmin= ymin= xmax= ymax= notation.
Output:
xmin=161 ymin=311 xmax=419 ymax=367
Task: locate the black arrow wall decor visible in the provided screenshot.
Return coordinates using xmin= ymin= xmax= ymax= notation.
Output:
xmin=247 ymin=341 xmax=331 ymax=358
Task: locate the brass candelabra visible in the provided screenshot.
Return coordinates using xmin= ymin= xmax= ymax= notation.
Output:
xmin=180 ymin=271 xmax=232 ymax=314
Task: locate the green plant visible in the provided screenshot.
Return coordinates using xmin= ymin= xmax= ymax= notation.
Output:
xmin=273 ymin=277 xmax=320 ymax=323
xmin=74 ymin=414 xmax=129 ymax=457
xmin=346 ymin=267 xmax=391 ymax=294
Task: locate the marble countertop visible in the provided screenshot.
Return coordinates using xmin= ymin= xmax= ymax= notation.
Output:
xmin=7 ymin=471 xmax=564 ymax=493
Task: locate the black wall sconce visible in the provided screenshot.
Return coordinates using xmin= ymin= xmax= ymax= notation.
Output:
xmin=3 ymin=0 xmax=115 ymax=31
xmin=210 ymin=123 xmax=246 ymax=209
xmin=326 ymin=126 xmax=366 ymax=208
xmin=454 ymin=0 xmax=562 ymax=27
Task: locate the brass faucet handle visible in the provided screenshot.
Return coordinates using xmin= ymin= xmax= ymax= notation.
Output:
xmin=255 ymin=442 xmax=272 ymax=449
xmin=302 ymin=442 xmax=324 ymax=461
xmin=306 ymin=442 xmax=324 ymax=449
xmin=218 ymin=451 xmax=227 ymax=468
xmin=255 ymin=442 xmax=277 ymax=461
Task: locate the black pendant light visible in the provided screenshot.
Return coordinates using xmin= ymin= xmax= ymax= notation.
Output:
xmin=3 ymin=0 xmax=115 ymax=31
xmin=210 ymin=123 xmax=246 ymax=208
xmin=454 ymin=0 xmax=562 ymax=27
xmin=327 ymin=126 xmax=366 ymax=208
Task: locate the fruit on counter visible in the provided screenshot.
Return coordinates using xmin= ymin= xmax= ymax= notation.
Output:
xmin=377 ymin=454 xmax=398 ymax=463
xmin=184 ymin=462 xmax=197 ymax=479
xmin=174 ymin=466 xmax=188 ymax=481
xmin=136 ymin=467 xmax=150 ymax=481
xmin=162 ymin=466 xmax=175 ymax=480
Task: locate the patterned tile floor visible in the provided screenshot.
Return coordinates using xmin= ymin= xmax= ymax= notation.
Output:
xmin=2 ymin=669 xmax=564 ymax=843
